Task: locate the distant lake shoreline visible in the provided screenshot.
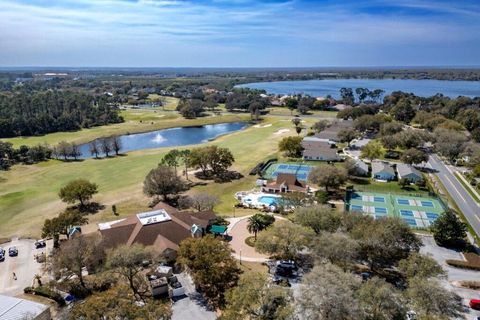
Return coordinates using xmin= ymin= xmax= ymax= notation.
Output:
xmin=237 ymin=79 xmax=480 ymax=99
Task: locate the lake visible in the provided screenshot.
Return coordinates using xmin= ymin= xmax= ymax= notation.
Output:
xmin=237 ymin=79 xmax=480 ymax=98
xmin=78 ymin=122 xmax=247 ymax=159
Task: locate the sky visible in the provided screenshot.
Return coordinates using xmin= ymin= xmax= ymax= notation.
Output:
xmin=0 ymin=0 xmax=479 ymax=67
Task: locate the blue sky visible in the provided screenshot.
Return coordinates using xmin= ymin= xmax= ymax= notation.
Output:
xmin=0 ymin=0 xmax=479 ymax=67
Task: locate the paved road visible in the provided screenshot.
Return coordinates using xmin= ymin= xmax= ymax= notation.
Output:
xmin=428 ymin=154 xmax=480 ymax=237
xmin=172 ymin=273 xmax=216 ymax=320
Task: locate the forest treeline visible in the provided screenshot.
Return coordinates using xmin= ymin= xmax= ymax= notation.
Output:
xmin=0 ymin=90 xmax=123 ymax=138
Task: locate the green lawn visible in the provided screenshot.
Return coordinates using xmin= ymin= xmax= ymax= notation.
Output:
xmin=349 ymin=177 xmax=429 ymax=196
xmin=0 ymin=115 xmax=302 ymax=238
xmin=266 ymin=107 xmax=337 ymax=118
xmin=454 ymin=172 xmax=480 ymax=203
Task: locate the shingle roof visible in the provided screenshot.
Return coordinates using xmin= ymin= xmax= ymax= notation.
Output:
xmin=302 ymin=139 xmax=340 ymax=159
xmin=372 ymin=161 xmax=395 ymax=175
xmin=99 ymin=203 xmax=216 ymax=253
xmin=266 ymin=173 xmax=307 ymax=192
xmin=397 ymin=163 xmax=422 ymax=178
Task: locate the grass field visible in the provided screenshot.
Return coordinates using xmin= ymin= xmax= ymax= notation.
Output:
xmin=0 ymin=115 xmax=314 ymax=238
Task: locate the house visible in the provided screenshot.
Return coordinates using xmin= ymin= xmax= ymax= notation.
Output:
xmin=350 ymin=138 xmax=371 ymax=150
xmin=262 ymin=173 xmax=308 ymax=193
xmin=314 ymin=119 xmax=353 ymax=143
xmin=397 ymin=163 xmax=423 ymax=183
xmin=352 ymin=159 xmax=369 ymax=177
xmin=302 ymin=137 xmax=341 ymax=161
xmin=0 ymin=295 xmax=50 ymax=320
xmin=99 ymin=202 xmax=216 ymax=257
xmin=372 ymin=161 xmax=396 ymax=181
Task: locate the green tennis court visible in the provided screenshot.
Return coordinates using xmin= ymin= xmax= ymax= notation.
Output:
xmin=348 ymin=192 xmax=445 ymax=228
xmin=262 ymin=162 xmax=315 ymax=181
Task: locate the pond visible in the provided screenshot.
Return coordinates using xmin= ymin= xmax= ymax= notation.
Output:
xmin=78 ymin=122 xmax=247 ymax=159
xmin=237 ymin=79 xmax=480 ymax=98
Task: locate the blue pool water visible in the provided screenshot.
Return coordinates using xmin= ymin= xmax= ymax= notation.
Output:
xmin=237 ymin=79 xmax=480 ymax=98
xmin=258 ymin=196 xmax=281 ymax=206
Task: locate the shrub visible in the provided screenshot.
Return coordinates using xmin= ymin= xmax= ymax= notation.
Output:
xmin=34 ymin=286 xmax=66 ymax=306
xmin=24 ymin=286 xmax=33 ymax=294
xmin=245 ymin=236 xmax=256 ymax=247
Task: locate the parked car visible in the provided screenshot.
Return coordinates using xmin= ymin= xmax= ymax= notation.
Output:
xmin=0 ymin=251 xmax=4 ymax=262
xmin=35 ymin=240 xmax=46 ymax=249
xmin=8 ymin=246 xmax=18 ymax=257
xmin=470 ymin=299 xmax=480 ymax=310
xmin=0 ymin=247 xmax=5 ymax=255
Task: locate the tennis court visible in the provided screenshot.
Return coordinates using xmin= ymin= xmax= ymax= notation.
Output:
xmin=348 ymin=191 xmax=445 ymax=228
xmin=262 ymin=162 xmax=315 ymax=181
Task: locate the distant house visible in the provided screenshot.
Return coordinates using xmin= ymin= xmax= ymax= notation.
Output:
xmin=353 ymin=159 xmax=369 ymax=177
xmin=397 ymin=163 xmax=423 ymax=183
xmin=98 ymin=202 xmax=216 ymax=257
xmin=262 ymin=173 xmax=308 ymax=193
xmin=372 ymin=161 xmax=395 ymax=181
xmin=350 ymin=138 xmax=371 ymax=150
xmin=302 ymin=137 xmax=341 ymax=161
xmin=314 ymin=119 xmax=353 ymax=143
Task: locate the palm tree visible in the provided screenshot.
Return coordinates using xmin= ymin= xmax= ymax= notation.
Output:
xmin=247 ymin=215 xmax=264 ymax=240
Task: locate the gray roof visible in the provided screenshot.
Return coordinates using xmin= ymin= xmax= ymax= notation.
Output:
xmin=397 ymin=163 xmax=422 ymax=178
xmin=372 ymin=161 xmax=395 ymax=175
xmin=0 ymin=295 xmax=49 ymax=320
xmin=302 ymin=139 xmax=340 ymax=159
xmin=355 ymin=160 xmax=369 ymax=172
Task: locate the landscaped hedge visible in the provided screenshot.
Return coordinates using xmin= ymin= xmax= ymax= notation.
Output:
xmin=33 ymin=286 xmax=66 ymax=306
xmin=446 ymin=252 xmax=480 ymax=271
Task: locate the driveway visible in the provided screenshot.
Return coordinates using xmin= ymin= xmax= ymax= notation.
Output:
xmin=0 ymin=238 xmax=46 ymax=296
xmin=419 ymin=235 xmax=480 ymax=317
xmin=172 ymin=273 xmax=216 ymax=320
xmin=227 ymin=216 xmax=269 ymax=262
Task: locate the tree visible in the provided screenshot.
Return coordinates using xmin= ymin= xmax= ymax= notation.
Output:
xmin=433 ymin=128 xmax=468 ymax=162
xmin=313 ymin=232 xmax=359 ymax=271
xmin=390 ymin=98 xmax=416 ymax=123
xmin=247 ymin=214 xmax=274 ymax=240
xmin=57 ymin=141 xmax=71 ymax=160
xmin=100 ymin=138 xmax=112 ymax=157
xmin=143 ymin=165 xmax=187 ymax=201
xmin=308 ymin=165 xmax=347 ymax=192
xmin=53 ymin=234 xmax=105 ymax=289
xmin=357 ymin=277 xmax=406 ymax=320
xmin=59 ymin=179 xmax=98 ymax=207
xmin=89 ymin=140 xmax=100 ymax=159
xmin=278 ymin=136 xmax=303 ymax=158
xmin=350 ymin=217 xmax=422 ymax=271
xmin=340 ymin=87 xmax=355 ymax=105
xmin=70 ymin=285 xmax=172 ymax=320
xmin=312 ymin=120 xmax=330 ymax=133
xmin=220 ymin=272 xmax=292 ymax=320
xmin=398 ymin=178 xmax=410 ymax=189
xmin=398 ymin=252 xmax=445 ymax=280
xmin=431 ymin=210 xmax=467 ymax=248
xmin=361 ymin=140 xmax=384 ymax=161
xmin=42 ymin=208 xmax=89 ymax=248
xmin=185 ymin=192 xmax=219 ymax=211
xmin=400 ymin=148 xmax=428 ymax=165
xmin=161 ymin=149 xmax=182 ymax=175
xmin=69 ymin=143 xmax=81 ymax=160
xmin=380 ymin=122 xmax=403 ymax=136
xmin=298 ymin=263 xmax=362 ymax=320
xmin=405 ymin=278 xmax=463 ymax=319
xmin=111 ymin=136 xmax=122 ymax=156
xmin=291 ymin=117 xmax=302 ymax=127
xmin=189 ymin=146 xmax=234 ymax=176
xmin=294 ymin=205 xmax=341 ymax=235
xmin=177 ymin=236 xmax=241 ymax=308
xmin=284 ymin=97 xmax=298 ymax=115
xmin=255 ymin=220 xmax=313 ymax=260
xmin=106 ymin=244 xmax=153 ymax=302
xmin=337 ymin=128 xmax=358 ymax=143
xmin=180 ymin=149 xmax=191 ymax=180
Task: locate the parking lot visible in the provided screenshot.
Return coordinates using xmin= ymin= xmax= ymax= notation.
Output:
xmin=419 ymin=235 xmax=480 ymax=317
xmin=0 ymin=238 xmax=47 ymax=296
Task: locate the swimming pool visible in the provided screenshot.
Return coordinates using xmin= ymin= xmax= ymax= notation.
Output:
xmin=258 ymin=196 xmax=281 ymax=206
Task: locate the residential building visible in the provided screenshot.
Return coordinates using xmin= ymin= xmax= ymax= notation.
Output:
xmin=98 ymin=202 xmax=216 ymax=257
xmin=314 ymin=119 xmax=353 ymax=142
xmin=372 ymin=161 xmax=395 ymax=181
xmin=302 ymin=137 xmax=341 ymax=161
xmin=262 ymin=173 xmax=308 ymax=193
xmin=352 ymin=159 xmax=369 ymax=176
xmin=397 ymin=163 xmax=423 ymax=183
